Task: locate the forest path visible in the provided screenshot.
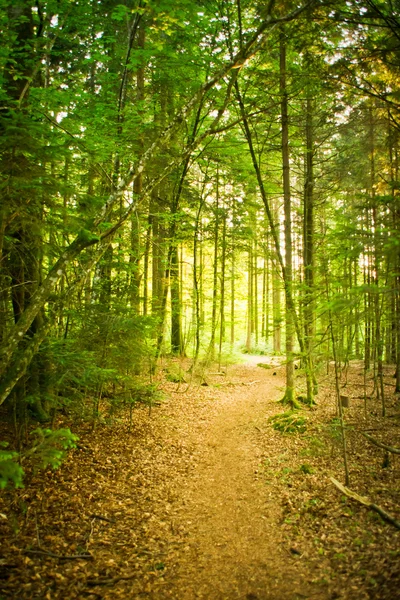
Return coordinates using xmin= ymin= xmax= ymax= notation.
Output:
xmin=155 ymin=362 xmax=322 ymax=599
xmin=3 ymin=359 xmax=398 ymax=599
xmin=1 ymin=361 xmax=327 ymax=600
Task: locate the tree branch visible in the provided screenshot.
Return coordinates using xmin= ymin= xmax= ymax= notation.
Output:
xmin=360 ymin=431 xmax=400 ymax=455
xmin=330 ymin=477 xmax=400 ymax=530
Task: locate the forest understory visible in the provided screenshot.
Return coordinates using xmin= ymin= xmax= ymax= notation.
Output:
xmin=0 ymin=358 xmax=399 ymax=600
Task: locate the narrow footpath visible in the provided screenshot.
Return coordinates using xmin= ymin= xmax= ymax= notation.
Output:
xmin=4 ymin=361 xmax=377 ymax=600
xmin=159 ymin=363 xmax=323 ymax=600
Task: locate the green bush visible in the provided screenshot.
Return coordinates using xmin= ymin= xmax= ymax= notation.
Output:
xmin=27 ymin=428 xmax=79 ymax=471
xmin=0 ymin=444 xmax=24 ymax=490
xmin=0 ymin=428 xmax=78 ymax=490
xmin=269 ymin=410 xmax=307 ymax=434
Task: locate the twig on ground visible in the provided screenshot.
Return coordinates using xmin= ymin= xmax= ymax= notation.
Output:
xmin=86 ymin=574 xmax=136 ymax=586
xmin=330 ymin=477 xmax=400 ymax=530
xmin=24 ymin=549 xmax=93 ymax=560
xmin=360 ymin=431 xmax=400 ymax=454
xmin=35 ymin=511 xmax=41 ymax=548
xmin=90 ymin=514 xmax=116 ymax=523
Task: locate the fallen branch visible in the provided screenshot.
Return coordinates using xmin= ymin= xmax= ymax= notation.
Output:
xmin=330 ymin=477 xmax=400 ymax=530
xmin=24 ymin=549 xmax=93 ymax=560
xmin=87 ymin=574 xmax=136 ymax=587
xmin=90 ymin=514 xmax=116 ymax=523
xmin=360 ymin=431 xmax=400 ymax=454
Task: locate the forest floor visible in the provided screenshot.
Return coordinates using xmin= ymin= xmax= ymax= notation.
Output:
xmin=1 ymin=357 xmax=400 ymax=599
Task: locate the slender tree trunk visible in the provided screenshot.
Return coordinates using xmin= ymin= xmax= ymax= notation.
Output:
xmin=303 ymin=93 xmax=316 ymax=400
xmin=390 ymin=130 xmax=400 ymax=392
xmin=193 ymin=196 xmax=205 ymax=362
xmin=130 ymin=23 xmax=146 ymax=313
xmin=354 ymin=259 xmax=361 ymax=359
xmin=0 ymin=212 xmax=7 ymax=342
xmin=218 ymin=204 xmax=227 ymax=364
xmin=262 ymin=243 xmax=268 ymax=342
xmin=254 ymin=234 xmax=259 ymax=346
xmin=280 ymin=31 xmax=296 ymax=406
xmin=130 ymin=211 xmax=142 ymax=313
xmin=230 ymin=210 xmax=236 ymax=347
xmin=209 ymin=172 xmax=220 ymax=360
xmin=369 ymin=105 xmax=385 ymax=415
xmin=272 ymin=256 xmax=281 ymax=353
xmin=170 ymin=243 xmax=182 ymax=354
xmin=246 ymin=241 xmax=253 ymax=352
xmin=263 ymin=241 xmax=270 ymax=345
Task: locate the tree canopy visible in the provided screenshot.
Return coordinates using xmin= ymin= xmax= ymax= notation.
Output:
xmin=0 ymin=0 xmax=399 ymax=454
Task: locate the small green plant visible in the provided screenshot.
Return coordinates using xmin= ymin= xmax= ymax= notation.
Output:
xmin=27 ymin=428 xmax=79 ymax=471
xmin=297 ymin=394 xmax=315 ymax=407
xmin=0 ymin=428 xmax=78 ymax=490
xmin=269 ymin=411 xmax=307 ymax=434
xmin=301 ymin=436 xmax=325 ymax=457
xmin=126 ymin=383 xmax=166 ymax=420
xmin=327 ymin=417 xmax=353 ymax=441
xmin=166 ymin=369 xmax=186 ymax=383
xmin=328 ymin=417 xmax=343 ymax=441
xmin=333 ymin=552 xmax=346 ymax=561
xmin=130 ymin=383 xmax=165 ymax=407
xmin=300 ymin=463 xmax=314 ymax=475
xmin=275 ymin=466 xmax=293 ymax=484
xmin=0 ymin=443 xmax=24 ymax=489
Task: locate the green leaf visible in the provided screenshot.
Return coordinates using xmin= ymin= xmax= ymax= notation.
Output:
xmin=0 ymin=450 xmax=24 ymax=489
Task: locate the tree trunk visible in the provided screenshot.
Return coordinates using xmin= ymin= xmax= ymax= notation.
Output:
xmin=303 ymin=93 xmax=316 ymax=401
xmin=246 ymin=241 xmax=253 ymax=353
xmin=230 ymin=206 xmax=236 ymax=347
xmin=193 ymin=197 xmax=205 ymax=362
xmin=209 ymin=171 xmax=219 ymax=360
xmin=170 ymin=243 xmax=182 ymax=354
xmin=272 ymin=251 xmax=282 ymax=353
xmin=280 ymin=31 xmax=296 ymax=407
xmin=369 ymin=104 xmax=385 ymax=415
xmin=218 ymin=204 xmax=227 ymax=365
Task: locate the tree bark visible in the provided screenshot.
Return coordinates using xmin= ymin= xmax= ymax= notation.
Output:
xmin=280 ymin=31 xmax=296 ymax=407
xmin=303 ymin=93 xmax=316 ymax=401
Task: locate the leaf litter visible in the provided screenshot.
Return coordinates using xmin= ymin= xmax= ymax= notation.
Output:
xmin=0 ymin=359 xmax=399 ymax=599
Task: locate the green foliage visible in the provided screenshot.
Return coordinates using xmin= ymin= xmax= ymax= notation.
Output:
xmin=301 ymin=436 xmax=326 ymax=457
xmin=128 ymin=383 xmax=165 ymax=408
xmin=0 ymin=443 xmax=24 ymax=490
xmin=39 ymin=308 xmax=158 ymax=419
xmin=297 ymin=394 xmax=315 ymax=407
xmin=27 ymin=428 xmax=79 ymax=471
xmin=300 ymin=463 xmax=314 ymax=475
xmin=0 ymin=0 xmax=399 ymax=466
xmin=327 ymin=417 xmax=353 ymax=442
xmin=328 ymin=418 xmax=343 ymax=441
xmin=269 ymin=411 xmax=307 ymax=434
xmin=166 ymin=366 xmax=186 ymax=383
xmin=0 ymin=428 xmax=77 ymax=489
xmin=77 ymin=228 xmax=100 ymax=245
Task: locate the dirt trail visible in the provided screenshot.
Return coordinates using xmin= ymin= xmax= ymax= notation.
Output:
xmin=158 ymin=364 xmax=322 ymax=599
xmin=3 ymin=359 xmax=399 ymax=599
